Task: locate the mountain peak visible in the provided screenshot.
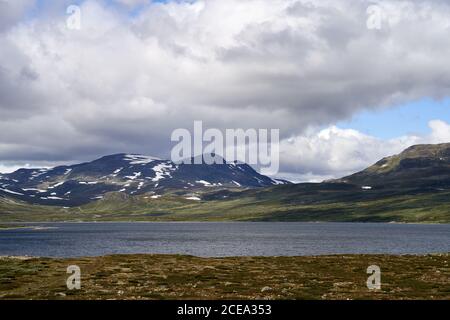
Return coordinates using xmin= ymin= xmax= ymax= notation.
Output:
xmin=336 ymin=142 xmax=450 ymax=189
xmin=0 ymin=152 xmax=281 ymax=206
xmin=399 ymin=143 xmax=450 ymax=158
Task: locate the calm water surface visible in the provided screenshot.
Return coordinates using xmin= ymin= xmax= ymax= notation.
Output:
xmin=0 ymin=222 xmax=449 ymax=257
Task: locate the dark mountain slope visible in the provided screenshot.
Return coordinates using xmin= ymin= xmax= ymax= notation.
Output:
xmin=0 ymin=153 xmax=287 ymax=206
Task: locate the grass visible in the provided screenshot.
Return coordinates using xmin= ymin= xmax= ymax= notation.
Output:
xmin=1 ymin=186 xmax=450 ymax=223
xmin=0 ymin=254 xmax=448 ymax=300
xmin=0 ymin=224 xmax=26 ymax=230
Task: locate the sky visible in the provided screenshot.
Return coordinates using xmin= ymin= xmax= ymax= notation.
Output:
xmin=0 ymin=0 xmax=450 ymax=182
xmin=339 ymin=98 xmax=450 ymax=139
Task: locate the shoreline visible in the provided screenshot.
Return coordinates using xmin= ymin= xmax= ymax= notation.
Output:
xmin=1 ymin=252 xmax=449 ymax=260
xmin=0 ymin=224 xmax=27 ymax=230
xmin=0 ymin=220 xmax=448 ymax=225
xmin=0 ymin=224 xmax=56 ymax=231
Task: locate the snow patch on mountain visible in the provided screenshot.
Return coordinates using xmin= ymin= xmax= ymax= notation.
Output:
xmin=196 ymin=180 xmax=211 ymax=186
xmin=113 ymin=168 xmax=123 ymax=174
xmin=185 ymin=196 xmax=201 ymax=201
xmin=49 ymin=182 xmax=65 ymax=189
xmin=22 ymin=188 xmax=46 ymax=192
xmin=152 ymin=163 xmax=176 ymax=182
xmin=47 ymin=196 xmax=65 ymax=200
xmin=272 ymin=179 xmax=289 ymax=185
xmin=0 ymin=188 xmax=24 ymax=196
xmin=124 ymin=154 xmax=159 ymax=165
xmin=125 ymin=172 xmax=142 ymax=180
xmin=30 ymin=169 xmax=49 ymax=180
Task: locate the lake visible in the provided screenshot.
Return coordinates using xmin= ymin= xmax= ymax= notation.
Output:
xmin=0 ymin=222 xmax=449 ymax=257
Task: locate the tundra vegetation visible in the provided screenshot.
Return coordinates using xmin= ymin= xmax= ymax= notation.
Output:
xmin=0 ymin=254 xmax=448 ymax=300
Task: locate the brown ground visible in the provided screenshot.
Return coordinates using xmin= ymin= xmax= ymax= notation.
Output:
xmin=0 ymin=254 xmax=448 ymax=300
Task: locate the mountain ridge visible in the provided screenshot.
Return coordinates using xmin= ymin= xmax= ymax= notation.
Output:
xmin=0 ymin=143 xmax=449 ymax=223
xmin=0 ymin=153 xmax=288 ymax=206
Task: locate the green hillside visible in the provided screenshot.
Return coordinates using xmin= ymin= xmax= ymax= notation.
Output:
xmin=1 ymin=184 xmax=449 ymax=223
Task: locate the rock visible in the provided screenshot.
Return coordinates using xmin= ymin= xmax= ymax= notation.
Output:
xmin=55 ymin=292 xmax=66 ymax=297
xmin=261 ymin=286 xmax=273 ymax=293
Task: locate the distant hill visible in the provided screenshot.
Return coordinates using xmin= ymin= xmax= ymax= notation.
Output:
xmin=334 ymin=143 xmax=450 ymax=190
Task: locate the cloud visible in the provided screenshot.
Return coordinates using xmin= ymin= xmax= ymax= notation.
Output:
xmin=0 ymin=0 xmax=450 ymax=178
xmin=278 ymin=120 xmax=450 ymax=182
xmin=113 ymin=0 xmax=149 ymax=8
xmin=0 ymin=0 xmax=35 ymax=32
xmin=429 ymin=120 xmax=450 ymax=143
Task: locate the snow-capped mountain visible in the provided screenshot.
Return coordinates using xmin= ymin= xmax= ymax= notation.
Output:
xmin=0 ymin=153 xmax=289 ymax=206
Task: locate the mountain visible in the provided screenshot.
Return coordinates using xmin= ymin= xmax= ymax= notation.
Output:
xmin=334 ymin=143 xmax=450 ymax=190
xmin=0 ymin=153 xmax=288 ymax=206
xmin=0 ymin=143 xmax=449 ymax=223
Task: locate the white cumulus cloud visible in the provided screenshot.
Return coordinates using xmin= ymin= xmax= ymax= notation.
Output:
xmin=278 ymin=120 xmax=450 ymax=182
